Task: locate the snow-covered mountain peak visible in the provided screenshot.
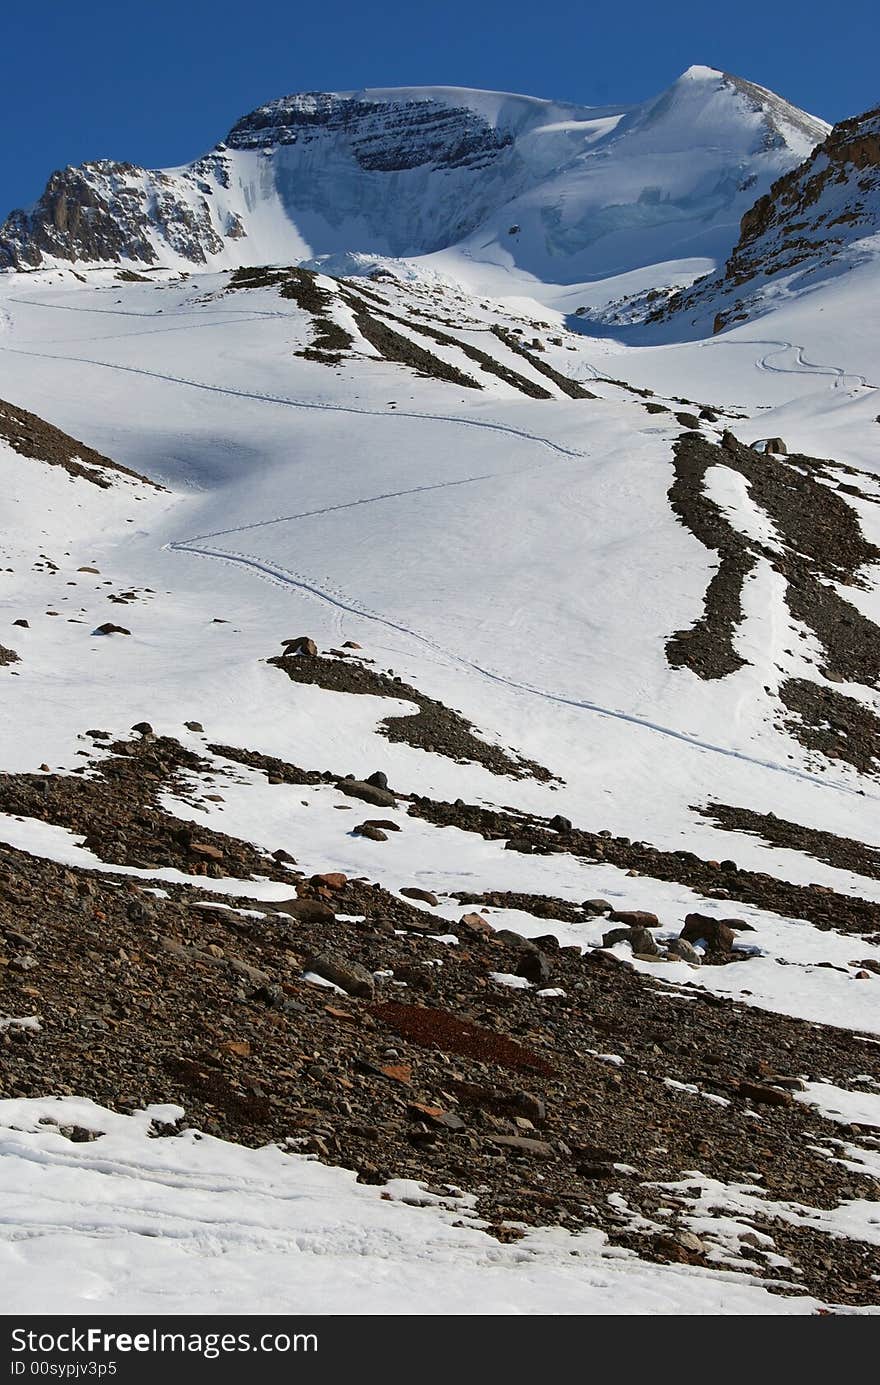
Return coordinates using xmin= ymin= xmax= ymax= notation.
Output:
xmin=0 ymin=70 xmax=828 ymax=282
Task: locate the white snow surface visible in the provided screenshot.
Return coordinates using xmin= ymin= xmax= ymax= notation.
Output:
xmin=0 ymin=1096 xmax=855 ymax=1315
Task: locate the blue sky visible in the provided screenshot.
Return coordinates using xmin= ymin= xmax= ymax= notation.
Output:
xmin=2 ymin=0 xmax=877 ymax=213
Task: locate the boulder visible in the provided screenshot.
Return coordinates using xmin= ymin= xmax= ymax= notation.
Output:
xmin=310 ymin=872 xmax=347 ymax=890
xmin=602 ymin=925 xmax=659 ymax=955
xmin=737 ymin=1080 xmax=793 ymax=1107
xmin=353 ymin=823 xmax=388 ymax=841
xmin=582 ymin=898 xmax=612 ymax=916
xmin=306 ymin=953 xmax=375 ymax=999
xmin=400 ymin=886 xmax=439 ymax=906
xmin=276 ymin=897 xmax=335 ymax=923
xmin=680 ymin=913 xmax=735 ymax=951
xmin=667 ymin=937 xmax=702 ymax=964
xmin=339 ymin=778 xmax=397 ymax=808
xmin=516 ymin=949 xmax=553 ymax=984
xmin=608 ymin=909 xmax=660 ymax=928
xmin=282 ymin=635 xmax=318 ymax=656
xmin=459 ymin=912 xmax=493 ymax=936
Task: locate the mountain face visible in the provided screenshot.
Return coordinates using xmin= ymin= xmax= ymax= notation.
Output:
xmin=651 ymin=103 xmax=880 ymax=333
xmin=0 ymin=69 xmax=827 ymax=281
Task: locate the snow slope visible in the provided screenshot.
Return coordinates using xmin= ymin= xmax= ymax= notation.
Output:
xmin=2 ymin=1096 xmax=848 ymax=1316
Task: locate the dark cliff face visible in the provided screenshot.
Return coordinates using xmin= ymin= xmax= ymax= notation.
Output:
xmin=0 ymin=157 xmax=231 ymax=271
xmin=653 ymin=104 xmax=880 ymax=333
xmin=0 ymin=163 xmax=160 ymax=270
xmin=225 ymin=92 xmax=513 ymax=171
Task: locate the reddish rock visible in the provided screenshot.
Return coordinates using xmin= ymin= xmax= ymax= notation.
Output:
xmin=680 ymin=913 xmax=735 ymax=951
xmin=608 ymin=909 xmax=660 ymax=928
xmin=459 ymin=912 xmax=492 ymax=936
xmin=310 ymin=872 xmax=347 ymax=890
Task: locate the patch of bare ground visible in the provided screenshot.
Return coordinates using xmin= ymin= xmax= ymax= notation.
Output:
xmin=407 ymin=795 xmax=880 ymax=935
xmin=0 ymin=732 xmax=295 ymax=880
xmin=0 ymin=397 xmax=161 ymax=489
xmin=268 ymin=644 xmax=556 ymax=781
xmin=341 ymin=295 xmax=482 ymax=389
xmin=2 ymin=842 xmax=879 ymax=1304
xmin=697 ymin=801 xmax=880 ymax=881
xmin=490 ymin=326 xmax=597 ymax=398
xmin=667 ymin=430 xmax=880 ymax=771
xmin=778 ymin=678 xmax=880 ymax=776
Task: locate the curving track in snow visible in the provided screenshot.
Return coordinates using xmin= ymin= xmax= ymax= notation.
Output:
xmin=738 ymin=338 xmax=879 ymax=391
xmin=170 ymin=530 xmax=875 ymax=803
xmin=0 ymin=344 xmax=586 ymax=460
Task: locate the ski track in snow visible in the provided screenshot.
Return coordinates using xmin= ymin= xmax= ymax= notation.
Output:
xmin=0 ymin=345 xmax=586 ymax=459
xmin=179 ymin=472 xmax=510 ymax=543
xmin=738 ymin=338 xmax=879 ymax=391
xmin=7 ymin=294 xmax=290 ymax=322
xmin=5 ymin=320 xmax=876 ymax=804
xmin=170 ymin=532 xmax=875 ymax=804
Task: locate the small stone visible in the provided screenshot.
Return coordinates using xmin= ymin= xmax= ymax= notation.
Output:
xmin=94 ymin=623 xmax=130 ymax=636
xmin=379 ymin=1063 xmax=412 ymax=1086
xmin=130 ymin=721 xmax=153 ymax=736
xmin=366 ymin=771 xmax=389 ymax=790
xmin=189 ymin=841 xmax=224 ymax=861
xmin=655 ymin=1230 xmax=708 ymax=1260
xmin=184 ymin=721 xmax=204 ymax=732
xmin=577 ymin=1162 xmax=616 ymax=1179
xmin=407 ymin=1102 xmax=465 ymax=1131
xmin=12 ymin=619 xmax=29 ymax=628
xmin=548 ymin=814 xmax=572 ymax=833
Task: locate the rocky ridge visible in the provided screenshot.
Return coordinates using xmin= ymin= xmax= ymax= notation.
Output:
xmin=652 ymin=103 xmax=880 ymax=333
